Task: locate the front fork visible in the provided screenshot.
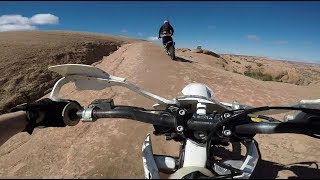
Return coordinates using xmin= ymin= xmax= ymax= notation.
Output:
xmin=142 ymin=134 xmax=207 ymax=179
xmin=142 ymin=134 xmax=260 ymax=179
xmin=142 ymin=134 xmax=161 ymax=179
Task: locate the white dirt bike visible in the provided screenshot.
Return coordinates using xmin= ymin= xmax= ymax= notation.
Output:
xmin=48 ymin=64 xmax=320 ymax=179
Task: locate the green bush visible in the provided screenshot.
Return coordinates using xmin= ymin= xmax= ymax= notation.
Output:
xmin=245 ymin=65 xmax=252 ymax=69
xmin=233 ymin=69 xmax=242 ymax=74
xmin=256 ymin=62 xmax=263 ymax=67
xmin=244 ymin=70 xmax=273 ymax=81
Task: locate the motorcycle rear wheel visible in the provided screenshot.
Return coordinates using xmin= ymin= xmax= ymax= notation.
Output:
xmin=169 ymin=46 xmax=176 ymax=60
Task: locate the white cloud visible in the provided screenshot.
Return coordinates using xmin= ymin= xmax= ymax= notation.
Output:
xmin=121 ymin=29 xmax=128 ymax=33
xmin=0 ymin=15 xmax=29 ymax=25
xmin=147 ymin=36 xmax=158 ymax=41
xmin=273 ymin=40 xmax=288 ymax=45
xmin=0 ymin=14 xmax=59 ymax=32
xmin=245 ymin=34 xmax=260 ymax=40
xmin=30 ymin=14 xmax=59 ymax=25
xmin=137 ymin=32 xmax=143 ymax=36
xmin=0 ymin=24 xmax=36 ymax=32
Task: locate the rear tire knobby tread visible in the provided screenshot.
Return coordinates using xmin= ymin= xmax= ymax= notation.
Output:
xmin=169 ymin=46 xmax=175 ymax=60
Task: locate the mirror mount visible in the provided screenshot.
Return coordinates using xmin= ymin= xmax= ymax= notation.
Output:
xmin=50 ymin=77 xmax=70 ymax=101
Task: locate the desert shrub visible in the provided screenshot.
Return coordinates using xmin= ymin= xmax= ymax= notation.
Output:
xmin=256 ymin=62 xmax=263 ymax=67
xmin=244 ymin=69 xmax=273 ymax=81
xmin=274 ymin=71 xmax=289 ymax=81
xmin=233 ymin=69 xmax=242 ymax=74
xmin=202 ymin=50 xmax=220 ymax=58
xmin=192 ymin=49 xmax=203 ymax=53
xmin=245 ymin=65 xmax=252 ymax=70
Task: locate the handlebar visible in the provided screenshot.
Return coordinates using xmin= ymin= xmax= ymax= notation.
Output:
xmin=77 ymin=108 xmax=177 ymax=128
xmin=235 ymin=121 xmax=320 ymax=135
xmin=64 ymin=101 xmax=319 ymax=139
xmin=186 ymin=117 xmax=319 ymax=137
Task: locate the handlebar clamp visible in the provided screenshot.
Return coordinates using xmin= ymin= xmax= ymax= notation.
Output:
xmin=90 ymin=99 xmax=115 ymax=110
xmin=82 ymin=99 xmax=115 ymax=122
xmin=82 ymin=106 xmax=98 ymax=122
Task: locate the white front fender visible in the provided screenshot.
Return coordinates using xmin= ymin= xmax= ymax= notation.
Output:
xmin=142 ymin=134 xmax=160 ymax=179
xmin=142 ymin=134 xmax=178 ymax=179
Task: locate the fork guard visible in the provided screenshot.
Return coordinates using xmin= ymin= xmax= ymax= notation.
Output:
xmin=142 ymin=134 xmax=177 ymax=179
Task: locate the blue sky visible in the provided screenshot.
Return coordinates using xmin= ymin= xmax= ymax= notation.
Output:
xmin=0 ymin=1 xmax=319 ymax=63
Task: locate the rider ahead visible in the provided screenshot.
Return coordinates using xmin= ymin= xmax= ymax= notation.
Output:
xmin=158 ymin=20 xmax=174 ymax=48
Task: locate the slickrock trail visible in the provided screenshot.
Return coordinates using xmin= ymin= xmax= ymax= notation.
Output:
xmin=0 ymin=40 xmax=319 ymax=178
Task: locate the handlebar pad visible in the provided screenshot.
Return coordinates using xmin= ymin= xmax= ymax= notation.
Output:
xmin=187 ymin=118 xmax=217 ymax=131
